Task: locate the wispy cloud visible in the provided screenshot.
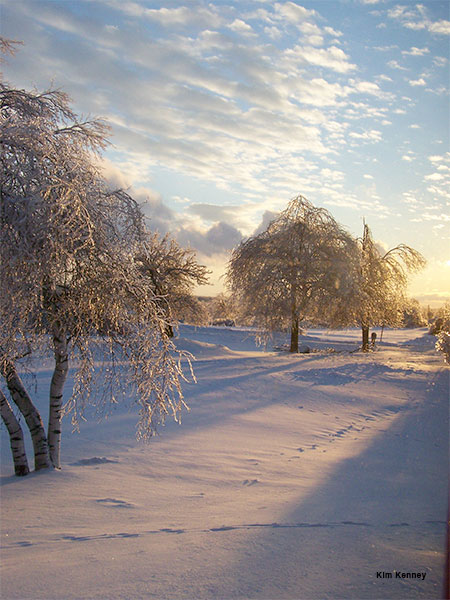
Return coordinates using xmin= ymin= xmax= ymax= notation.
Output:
xmin=282 ymin=45 xmax=356 ymax=73
xmin=109 ymin=2 xmax=223 ymax=29
xmin=409 ymin=77 xmax=426 ymax=86
xmin=424 ymin=153 xmax=450 ymax=202
xmin=433 ymin=56 xmax=448 ymax=67
xmin=388 ymin=4 xmax=450 ymax=35
xmin=387 ymin=59 xmax=408 ymax=70
xmin=349 ymin=130 xmax=382 ymax=142
xmin=402 ymin=46 xmax=430 ymax=56
xmin=228 ymin=19 xmax=256 ymax=36
xmin=273 ymin=2 xmax=317 ymax=24
xmin=2 ymin=0 xmax=448 ymax=297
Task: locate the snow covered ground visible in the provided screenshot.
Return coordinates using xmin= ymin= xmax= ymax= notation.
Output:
xmin=1 ymin=326 xmax=448 ymax=599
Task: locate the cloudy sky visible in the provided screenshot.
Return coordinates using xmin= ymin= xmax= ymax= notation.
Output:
xmin=2 ymin=0 xmax=449 ymax=304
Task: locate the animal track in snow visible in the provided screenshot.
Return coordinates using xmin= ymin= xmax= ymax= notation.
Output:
xmin=62 ymin=532 xmax=139 ymax=542
xmin=7 ymin=519 xmax=441 ymax=550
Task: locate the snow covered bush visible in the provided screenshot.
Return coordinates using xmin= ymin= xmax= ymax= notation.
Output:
xmin=429 ymin=302 xmax=450 ymax=335
xmin=432 ymin=302 xmax=450 ymax=364
xmin=435 ymin=332 xmax=450 ymax=365
xmin=0 ymin=67 xmax=200 ymax=475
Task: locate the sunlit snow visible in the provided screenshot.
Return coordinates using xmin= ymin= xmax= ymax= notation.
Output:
xmin=1 ymin=326 xmax=448 ymax=599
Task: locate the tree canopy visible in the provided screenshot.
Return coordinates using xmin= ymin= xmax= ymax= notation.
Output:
xmin=134 ymin=232 xmax=210 ymax=333
xmin=350 ymin=224 xmax=425 ymax=349
xmin=1 ymin=74 xmax=205 ymax=475
xmin=226 ymin=197 xmax=425 ymax=353
xmin=226 ymin=195 xmax=358 ymax=352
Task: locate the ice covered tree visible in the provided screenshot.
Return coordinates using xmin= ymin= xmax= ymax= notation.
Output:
xmin=352 ymin=224 xmax=425 ymax=351
xmin=226 ymin=195 xmax=358 ymax=352
xmin=210 ymin=293 xmax=238 ymax=325
xmin=402 ymin=298 xmax=427 ymax=328
xmin=134 ymin=232 xmax=209 ymax=334
xmin=1 ymin=76 xmax=194 ymax=475
xmin=433 ymin=302 xmax=450 ymax=364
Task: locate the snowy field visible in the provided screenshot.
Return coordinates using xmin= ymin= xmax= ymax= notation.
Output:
xmin=1 ymin=326 xmax=448 ymax=600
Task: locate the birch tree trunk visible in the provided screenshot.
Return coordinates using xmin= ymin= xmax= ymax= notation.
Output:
xmin=47 ymin=327 xmax=69 ymax=469
xmin=362 ymin=326 xmax=369 ymax=352
xmin=290 ymin=306 xmax=299 ymax=353
xmin=0 ymin=388 xmax=30 ymax=476
xmin=0 ymin=360 xmax=51 ymax=470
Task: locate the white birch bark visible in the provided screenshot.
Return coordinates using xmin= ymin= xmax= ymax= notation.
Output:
xmin=0 ymin=388 xmax=30 ymax=476
xmin=47 ymin=327 xmax=69 ymax=469
xmin=1 ymin=84 xmax=195 ymax=465
xmin=0 ymin=360 xmax=51 ymax=471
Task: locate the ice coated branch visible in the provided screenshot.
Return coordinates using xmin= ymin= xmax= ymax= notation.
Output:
xmin=226 ymin=194 xmax=358 ymax=353
xmin=1 ymin=70 xmax=203 ymax=475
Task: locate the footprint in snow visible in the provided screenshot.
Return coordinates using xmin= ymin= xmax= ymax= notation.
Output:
xmin=96 ymin=498 xmax=134 ymax=508
xmin=242 ymin=479 xmax=259 ymax=486
xmin=159 ymin=528 xmax=185 ymax=534
xmin=71 ymin=457 xmax=119 ymax=466
xmin=15 ymin=541 xmax=33 ymax=547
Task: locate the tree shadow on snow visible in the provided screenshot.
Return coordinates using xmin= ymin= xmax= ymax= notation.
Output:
xmin=222 ymin=369 xmax=449 ymax=600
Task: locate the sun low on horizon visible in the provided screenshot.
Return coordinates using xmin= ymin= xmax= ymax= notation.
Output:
xmin=2 ymin=0 xmax=449 ymax=306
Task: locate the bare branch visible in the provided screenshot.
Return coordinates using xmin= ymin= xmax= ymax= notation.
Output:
xmin=0 ymin=38 xmax=23 ymax=62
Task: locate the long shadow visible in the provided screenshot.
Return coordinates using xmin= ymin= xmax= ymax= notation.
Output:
xmin=220 ymin=368 xmax=449 ymax=600
xmin=0 ymin=351 xmax=328 ymax=478
xmin=171 ymin=352 xmax=411 ymax=435
xmin=0 ymin=346 xmax=339 ymax=479
xmin=0 ymin=345 xmax=414 ymax=479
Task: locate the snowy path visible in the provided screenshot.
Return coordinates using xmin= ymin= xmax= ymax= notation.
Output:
xmin=1 ymin=327 xmax=448 ymax=599
xmin=223 ymin=365 xmax=447 ymax=599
